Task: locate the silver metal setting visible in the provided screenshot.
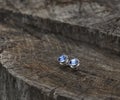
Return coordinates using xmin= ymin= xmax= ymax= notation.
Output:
xmin=68 ymin=58 xmax=80 ymax=69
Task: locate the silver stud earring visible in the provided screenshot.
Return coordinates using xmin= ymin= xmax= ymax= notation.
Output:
xmin=57 ymin=54 xmax=69 ymax=65
xmin=68 ymin=58 xmax=80 ymax=69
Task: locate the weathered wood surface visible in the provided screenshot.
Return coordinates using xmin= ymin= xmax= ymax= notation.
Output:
xmin=0 ymin=0 xmax=120 ymax=100
xmin=1 ymin=0 xmax=120 ymax=53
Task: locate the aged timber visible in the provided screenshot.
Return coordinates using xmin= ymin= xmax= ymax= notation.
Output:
xmin=0 ymin=0 xmax=120 ymax=100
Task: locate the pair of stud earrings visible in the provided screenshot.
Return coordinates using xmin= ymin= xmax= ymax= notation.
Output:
xmin=57 ymin=54 xmax=80 ymax=69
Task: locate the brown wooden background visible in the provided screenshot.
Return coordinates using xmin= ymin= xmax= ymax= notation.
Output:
xmin=0 ymin=0 xmax=120 ymax=100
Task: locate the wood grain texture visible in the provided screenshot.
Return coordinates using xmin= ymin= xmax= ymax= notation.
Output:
xmin=0 ymin=0 xmax=120 ymax=100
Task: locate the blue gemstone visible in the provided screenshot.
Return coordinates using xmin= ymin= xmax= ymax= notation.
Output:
xmin=58 ymin=55 xmax=67 ymax=63
xmin=69 ymin=58 xmax=79 ymax=68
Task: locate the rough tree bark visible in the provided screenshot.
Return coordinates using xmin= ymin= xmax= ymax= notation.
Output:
xmin=0 ymin=0 xmax=120 ymax=100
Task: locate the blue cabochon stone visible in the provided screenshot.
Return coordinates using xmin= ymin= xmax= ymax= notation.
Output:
xmin=58 ymin=55 xmax=67 ymax=63
xmin=69 ymin=58 xmax=79 ymax=68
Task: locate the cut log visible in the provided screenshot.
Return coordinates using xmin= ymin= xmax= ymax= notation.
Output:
xmin=0 ymin=0 xmax=120 ymax=100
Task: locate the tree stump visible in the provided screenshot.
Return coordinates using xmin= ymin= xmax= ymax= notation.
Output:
xmin=0 ymin=0 xmax=120 ymax=100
